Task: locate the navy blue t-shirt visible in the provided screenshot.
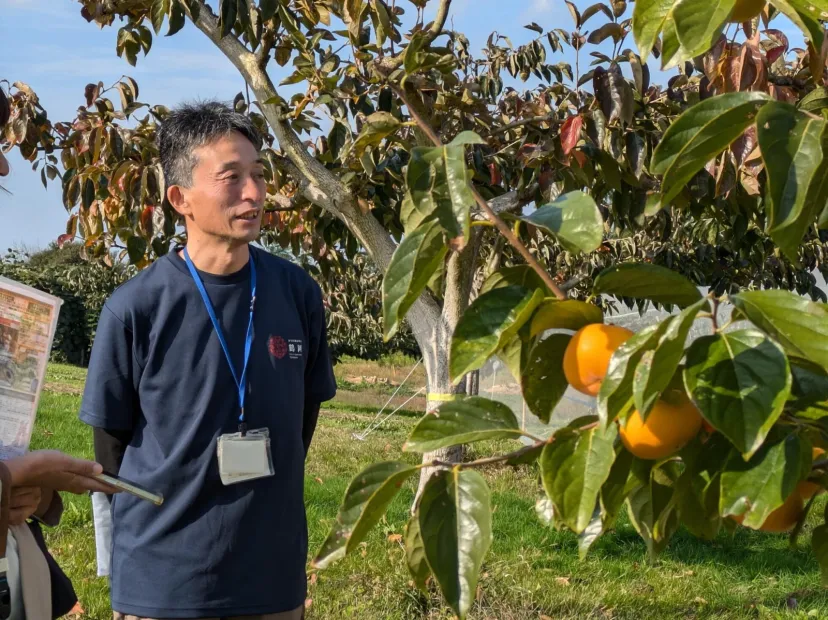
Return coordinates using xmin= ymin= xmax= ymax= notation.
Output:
xmin=79 ymin=245 xmax=337 ymax=618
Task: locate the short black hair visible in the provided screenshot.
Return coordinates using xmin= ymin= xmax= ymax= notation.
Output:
xmin=0 ymin=89 xmax=10 ymax=128
xmin=156 ymin=100 xmax=263 ymax=189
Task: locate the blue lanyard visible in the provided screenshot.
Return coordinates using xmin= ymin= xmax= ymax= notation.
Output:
xmin=183 ymin=247 xmax=257 ymax=435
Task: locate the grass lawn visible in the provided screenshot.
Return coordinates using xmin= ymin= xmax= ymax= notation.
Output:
xmin=32 ymin=361 xmax=828 ymax=619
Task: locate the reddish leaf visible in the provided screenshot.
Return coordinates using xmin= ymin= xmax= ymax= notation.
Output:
xmin=57 ymin=234 xmax=74 ymax=249
xmin=764 ymin=29 xmax=790 ymax=52
xmin=488 ymin=162 xmax=502 ymax=186
xmin=140 ymin=204 xmax=154 ymax=236
xmin=808 ymin=40 xmax=825 ymax=85
xmin=766 ymin=46 xmax=786 ymax=65
xmin=560 ymin=114 xmax=583 ymax=156
xmin=83 ymin=83 xmax=101 ymax=108
xmin=731 ymin=126 xmax=758 ymax=168
xmin=735 ymin=46 xmax=755 ymax=91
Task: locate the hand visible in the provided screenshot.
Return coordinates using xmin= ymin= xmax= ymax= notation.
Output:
xmin=3 ymin=451 xmax=119 ymax=495
xmin=8 ymin=486 xmax=41 ymax=525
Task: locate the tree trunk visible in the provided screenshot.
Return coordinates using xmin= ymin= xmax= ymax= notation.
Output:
xmin=467 ymin=370 xmax=480 ymax=396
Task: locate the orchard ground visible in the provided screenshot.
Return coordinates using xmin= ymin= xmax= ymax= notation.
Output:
xmin=36 ymin=358 xmax=828 ymax=620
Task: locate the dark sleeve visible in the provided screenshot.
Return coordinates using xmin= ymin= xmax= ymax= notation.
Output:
xmin=79 ymin=303 xmax=140 ymax=431
xmin=93 ymin=427 xmax=133 ymax=475
xmin=302 ymin=401 xmax=321 ymax=457
xmin=94 ymin=427 xmax=133 ymax=501
xmin=304 ymin=282 xmax=337 ymax=404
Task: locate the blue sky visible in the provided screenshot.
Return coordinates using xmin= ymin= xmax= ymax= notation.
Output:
xmin=0 ymin=0 xmax=802 ymax=253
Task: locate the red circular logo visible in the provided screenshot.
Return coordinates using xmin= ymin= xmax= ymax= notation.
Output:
xmin=268 ymin=335 xmax=288 ymax=359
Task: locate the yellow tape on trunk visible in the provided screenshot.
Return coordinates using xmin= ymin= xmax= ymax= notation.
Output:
xmin=426 ymin=393 xmax=466 ymax=402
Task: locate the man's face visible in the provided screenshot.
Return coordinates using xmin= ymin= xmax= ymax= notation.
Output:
xmin=176 ymin=131 xmax=266 ymax=244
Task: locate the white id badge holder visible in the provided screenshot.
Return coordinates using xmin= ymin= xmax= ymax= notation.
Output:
xmin=217 ymin=428 xmax=275 ymax=485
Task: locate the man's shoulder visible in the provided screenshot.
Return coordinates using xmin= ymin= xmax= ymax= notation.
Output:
xmin=253 ymin=247 xmax=321 ymax=296
xmin=103 ymin=254 xmax=179 ymax=320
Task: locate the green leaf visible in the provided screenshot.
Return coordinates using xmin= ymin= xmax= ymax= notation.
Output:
xmin=259 ymin=0 xmax=278 ymax=20
xmin=521 ymin=334 xmax=572 ymax=424
xmin=758 ymin=101 xmax=828 ymax=261
xmin=479 ymin=265 xmax=550 ymax=297
xmin=632 ymin=0 xmax=675 ymax=64
xmin=448 ymin=131 xmax=486 ymax=146
xmin=684 ymin=330 xmax=791 ymax=458
xmin=730 ymin=290 xmax=828 ymax=373
xmin=151 ymin=0 xmax=170 ymax=34
xmin=404 ymin=397 xmax=522 ymax=452
xmin=541 ymin=422 xmax=618 ymax=534
xmin=597 ymin=323 xmax=671 ymax=427
xmin=529 ymin=300 xmax=604 ymax=337
xmin=497 ymin=334 xmax=535 ymax=385
xmin=328 ymin=121 xmax=350 ymax=162
xmin=720 ymin=433 xmax=808 ymax=528
xmin=600 ymin=447 xmax=637 ymax=526
xmin=675 ymin=471 xmax=721 ymax=540
xmin=799 ymin=87 xmax=828 ymax=113
xmin=312 ymin=461 xmax=417 ymax=569
xmin=521 ymin=191 xmax=603 ymax=254
xmin=404 ymin=514 xmax=431 ymax=593
xmin=651 ymin=92 xmax=771 ymax=205
xmin=126 ymin=235 xmax=147 ymax=264
xmin=401 ymin=145 xmax=474 ymax=245
xmin=404 ymin=31 xmax=429 ymax=74
xmin=443 ymin=145 xmax=475 ymax=245
xmin=633 ymin=299 xmax=708 ymax=418
xmin=219 ymin=0 xmax=237 ymax=38
xmin=167 ymin=0 xmax=186 ymax=36
xmin=673 ymin=0 xmax=734 ymax=58
xmin=82 ymin=178 xmax=96 ymax=211
xmin=813 ymin=523 xmax=828 ymax=585
xmin=769 ymin=0 xmax=826 ymax=52
xmin=789 ymin=360 xmax=828 ymax=419
xmin=419 ymin=469 xmax=492 ymax=620
xmin=371 ymin=0 xmax=392 ymax=46
xmin=659 ymin=13 xmax=693 ymax=70
xmin=626 ymin=467 xmax=679 ymax=560
xmin=351 ymin=111 xmax=400 ymax=158
xmin=593 ymin=263 xmax=702 ymax=308
xmin=450 ymin=286 xmax=545 ymax=382
xmin=382 ymin=218 xmax=448 ymax=340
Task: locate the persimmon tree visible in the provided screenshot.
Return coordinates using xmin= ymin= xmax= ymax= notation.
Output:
xmin=4 ymin=0 xmax=828 ymax=617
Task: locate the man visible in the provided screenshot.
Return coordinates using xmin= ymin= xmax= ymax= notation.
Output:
xmin=80 ymin=101 xmax=337 ymax=620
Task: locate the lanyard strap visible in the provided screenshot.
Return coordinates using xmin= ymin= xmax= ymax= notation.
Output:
xmin=183 ymin=247 xmax=257 ymax=434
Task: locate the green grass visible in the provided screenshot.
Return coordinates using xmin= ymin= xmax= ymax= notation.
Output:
xmin=33 ymin=363 xmax=828 ymax=619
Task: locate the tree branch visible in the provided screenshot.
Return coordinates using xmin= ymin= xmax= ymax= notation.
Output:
xmin=374 ymin=0 xmax=452 ymax=74
xmin=487 ymin=114 xmax=558 ymax=137
xmin=487 ymin=187 xmax=536 ymax=215
xmin=395 ymin=87 xmax=567 ymax=301
xmin=256 ymin=26 xmax=278 ymax=70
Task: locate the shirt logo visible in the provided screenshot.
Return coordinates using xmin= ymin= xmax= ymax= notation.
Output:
xmin=268 ymin=335 xmax=288 ymax=359
xmin=268 ymin=335 xmax=303 ymax=360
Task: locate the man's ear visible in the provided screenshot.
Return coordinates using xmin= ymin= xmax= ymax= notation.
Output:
xmin=167 ymin=185 xmax=191 ymax=219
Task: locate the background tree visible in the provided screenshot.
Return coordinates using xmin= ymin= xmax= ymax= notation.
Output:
xmin=4 ymin=1 xmax=828 ymax=617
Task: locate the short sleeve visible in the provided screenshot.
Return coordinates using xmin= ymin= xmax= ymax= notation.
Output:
xmin=305 ymin=283 xmax=337 ymax=403
xmin=79 ymin=303 xmax=141 ymax=431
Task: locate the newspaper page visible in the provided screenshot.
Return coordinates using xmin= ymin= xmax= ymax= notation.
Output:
xmin=0 ymin=275 xmax=62 ymax=459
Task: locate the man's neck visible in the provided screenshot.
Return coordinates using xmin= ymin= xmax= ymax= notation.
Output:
xmin=179 ymin=236 xmax=250 ymax=275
